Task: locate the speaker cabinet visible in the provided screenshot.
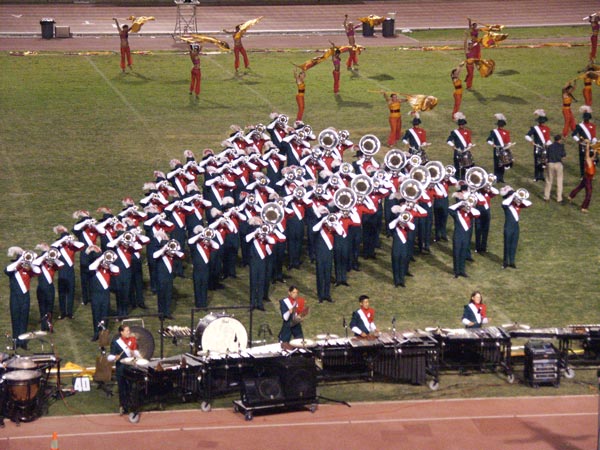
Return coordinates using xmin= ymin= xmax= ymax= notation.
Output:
xmin=242 ymin=377 xmax=284 ymax=406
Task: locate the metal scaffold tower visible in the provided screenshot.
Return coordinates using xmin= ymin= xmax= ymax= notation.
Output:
xmin=174 ymin=0 xmax=200 ymax=38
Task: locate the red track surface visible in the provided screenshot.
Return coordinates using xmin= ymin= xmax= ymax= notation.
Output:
xmin=0 ymin=395 xmax=597 ymax=449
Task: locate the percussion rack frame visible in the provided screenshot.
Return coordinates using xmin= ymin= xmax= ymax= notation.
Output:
xmin=190 ymin=305 xmax=253 ymax=355
xmin=103 ymin=313 xmax=166 ymax=359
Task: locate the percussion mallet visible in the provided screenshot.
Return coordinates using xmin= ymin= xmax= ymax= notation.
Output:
xmin=343 ymin=317 xmax=348 ymax=338
xmin=392 ymin=316 xmax=396 ymax=334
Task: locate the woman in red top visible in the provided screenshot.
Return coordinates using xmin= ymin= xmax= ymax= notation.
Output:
xmin=332 ymin=47 xmax=341 ymax=94
xmin=568 ymin=142 xmax=596 ymax=212
xmin=113 ymin=18 xmax=132 ymax=72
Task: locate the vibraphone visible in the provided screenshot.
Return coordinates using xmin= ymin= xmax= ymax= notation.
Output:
xmin=312 ymin=331 xmax=439 ymax=388
xmin=430 ymin=327 xmax=513 ymax=381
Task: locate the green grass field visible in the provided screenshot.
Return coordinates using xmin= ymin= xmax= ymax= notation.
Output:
xmin=1 ymin=33 xmax=600 ymax=413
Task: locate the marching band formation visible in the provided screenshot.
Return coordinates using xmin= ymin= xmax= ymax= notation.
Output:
xmin=5 ymin=108 xmax=539 ymax=347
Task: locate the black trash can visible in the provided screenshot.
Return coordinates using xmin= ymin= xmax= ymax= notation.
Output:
xmin=362 ymin=22 xmax=375 ymax=37
xmin=382 ymin=18 xmax=395 ymax=37
xmin=40 ymin=18 xmax=55 ymax=39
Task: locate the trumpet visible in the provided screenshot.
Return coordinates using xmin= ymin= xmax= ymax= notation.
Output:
xmin=258 ymin=176 xmax=269 ymax=187
xmin=425 ymin=161 xmax=445 ymax=184
xmin=333 ymin=187 xmax=357 ymax=211
xmin=318 ymin=128 xmax=340 ymax=150
xmin=339 ymin=129 xmax=350 ymax=142
xmin=351 ymin=174 xmax=374 ymax=197
xmin=314 ymin=184 xmax=326 ymax=196
xmin=259 ymin=223 xmax=273 ymax=236
xmin=463 ymin=194 xmax=478 ymax=211
xmin=303 ymin=125 xmax=313 ymax=137
xmin=398 ymin=211 xmax=413 ymax=225
xmin=284 ymin=170 xmax=296 ymax=182
xmin=102 ymin=250 xmax=117 ymax=267
xmin=465 ymin=166 xmax=488 ymax=191
xmin=339 ymin=162 xmax=355 ymax=176
xmin=408 ymin=154 xmax=421 ymax=167
xmin=295 ymin=130 xmax=307 ymax=142
xmin=358 ymin=134 xmax=381 ymax=157
xmin=255 ymin=123 xmax=266 ymax=135
xmin=310 ymin=146 xmax=324 ymax=160
xmin=325 ymin=212 xmax=339 ymax=226
xmin=277 ymin=114 xmax=289 ymax=126
xmin=122 ymin=231 xmax=135 ymax=246
xmin=409 ymin=165 xmax=431 ymax=187
xmin=445 ymin=165 xmax=456 ymax=178
xmin=486 ymin=173 xmax=497 ymax=186
xmin=384 ymin=150 xmax=407 ymax=172
xmin=515 ymin=188 xmax=529 ymax=204
xmin=166 ymin=239 xmax=181 ymax=254
xmin=261 ymin=202 xmax=284 ymax=226
xmin=293 ymin=186 xmax=307 ymax=200
xmin=46 ymin=247 xmax=60 ymax=264
xmin=21 ymin=250 xmax=35 ymax=268
xmin=202 ymin=228 xmax=215 ymax=241
xmin=400 ymin=179 xmax=423 ymax=202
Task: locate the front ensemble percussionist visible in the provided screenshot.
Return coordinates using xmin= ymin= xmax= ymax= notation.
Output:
xmin=108 ymin=325 xmax=141 ymax=415
xmin=349 ymin=294 xmax=378 ymax=338
xmin=278 ymin=285 xmax=308 ymax=343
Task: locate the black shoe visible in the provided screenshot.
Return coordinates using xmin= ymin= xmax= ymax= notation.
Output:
xmin=91 ymin=336 xmax=99 ymax=342
xmin=256 ymin=306 xmax=266 ymax=311
xmin=441 ymin=237 xmax=448 ymax=242
xmin=164 ymin=315 xmax=175 ymax=320
xmin=215 ymin=283 xmax=226 ymax=290
xmin=341 ymin=281 xmax=350 ymax=287
xmin=454 ymin=274 xmax=460 ymax=279
xmin=406 ymin=272 xmax=414 ymax=277
xmin=509 ymin=264 xmax=517 ymax=269
xmin=334 ymin=282 xmax=341 ymax=287
xmin=502 ymin=263 xmax=508 ymax=269
xmin=460 ymin=273 xmax=469 ymax=278
xmin=263 ymin=298 xmax=272 ymax=303
xmin=395 ymin=283 xmax=405 ymax=288
xmin=319 ymin=299 xmax=324 ymax=304
xmin=466 ymin=257 xmax=474 ymax=262
xmin=137 ymin=304 xmax=148 ymax=310
xmin=67 ymin=314 xmax=74 ymax=319
xmin=326 ymin=297 xmax=335 ymax=303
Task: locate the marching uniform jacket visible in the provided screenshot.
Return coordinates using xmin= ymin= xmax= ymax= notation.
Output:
xmin=350 ymin=307 xmax=376 ymax=336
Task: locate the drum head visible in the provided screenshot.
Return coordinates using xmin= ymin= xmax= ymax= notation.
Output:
xmin=121 ymin=357 xmax=135 ymax=365
xmin=112 ymin=325 xmax=154 ymax=360
xmin=289 ymin=338 xmax=316 ymax=349
xmin=3 ymin=369 xmax=42 ymax=381
xmin=6 ymin=357 xmax=37 ymax=370
xmin=315 ymin=334 xmax=339 ymax=340
xmin=196 ymin=315 xmax=248 ymax=353
xmin=135 ymin=358 xmax=149 ymax=367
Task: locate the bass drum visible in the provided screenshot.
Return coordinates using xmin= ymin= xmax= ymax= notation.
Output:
xmin=112 ymin=325 xmax=155 ymax=360
xmin=195 ymin=313 xmax=248 ymax=354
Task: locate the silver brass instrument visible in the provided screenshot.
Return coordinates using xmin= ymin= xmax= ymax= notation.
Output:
xmin=339 ymin=162 xmax=354 ymax=176
xmin=351 ymin=174 xmax=374 ymax=197
xmin=259 ymin=223 xmax=273 ymax=236
xmin=325 ymin=213 xmax=339 ymax=226
xmin=425 ymin=161 xmax=445 ymax=184
xmin=277 ymin=114 xmax=288 ymax=126
xmin=408 ymin=154 xmax=421 ymax=167
xmin=246 ymin=193 xmax=257 ymax=206
xmin=166 ymin=239 xmax=181 ymax=252
xmin=303 ymin=125 xmax=313 ymax=137
xmin=21 ymin=250 xmax=35 ymax=268
xmin=515 ymin=188 xmax=529 ymax=204
xmin=293 ymin=186 xmax=307 ymax=200
xmin=314 ymin=184 xmax=326 ymax=196
xmin=295 ymin=130 xmax=307 ymax=142
xmin=260 ymin=202 xmax=284 ymax=226
xmin=463 ymin=194 xmax=478 ymax=211
xmin=318 ymin=128 xmax=340 ymax=150
xmin=122 ymin=231 xmax=135 ymax=246
xmin=202 ymin=228 xmax=215 ymax=241
xmin=339 ymin=129 xmax=350 ymax=142
xmin=358 ymin=134 xmax=381 ymax=157
xmin=399 ymin=179 xmax=423 ymax=202
xmin=384 ymin=150 xmax=407 ymax=172
xmin=409 ymin=165 xmax=431 ymax=187
xmin=294 ymin=166 xmax=306 ymax=179
xmin=284 ymin=170 xmax=296 ymax=182
xmin=333 ymin=187 xmax=357 ymax=211
xmin=445 ymin=165 xmax=456 ymax=178
xmin=465 ymin=166 xmax=488 ymax=191
xmin=102 ymin=250 xmax=117 ymax=267
xmin=486 ymin=173 xmax=497 ymax=186
xmin=398 ymin=211 xmax=413 ymax=225
xmin=310 ymin=146 xmax=324 ymax=160
xmin=409 ymin=146 xmax=429 ymax=164
xmin=258 ymin=176 xmax=269 ymax=187
xmin=46 ymin=247 xmax=60 ymax=263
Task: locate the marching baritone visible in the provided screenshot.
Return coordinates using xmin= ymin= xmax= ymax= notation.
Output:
xmin=88 ymin=246 xmax=120 ymax=342
xmin=474 ymin=175 xmax=499 ymax=254
xmin=350 ymin=295 xmax=378 ymax=338
xmin=152 ymin=234 xmax=185 ymax=320
xmin=500 ymin=186 xmax=532 ymax=268
xmin=389 ymin=206 xmax=415 ymax=288
xmin=448 ymin=191 xmax=480 ymax=278
xmin=487 ymin=113 xmax=513 ymax=183
xmin=572 ymin=105 xmax=597 ymax=177
xmin=33 ymin=244 xmax=64 ymax=332
xmin=525 ymin=109 xmax=552 ymax=182
xmin=52 ymin=226 xmax=85 ymax=320
xmin=5 ymin=247 xmax=40 ymax=349
xmin=278 ymin=285 xmax=309 ymax=343
xmin=313 ymin=208 xmax=344 ymax=303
